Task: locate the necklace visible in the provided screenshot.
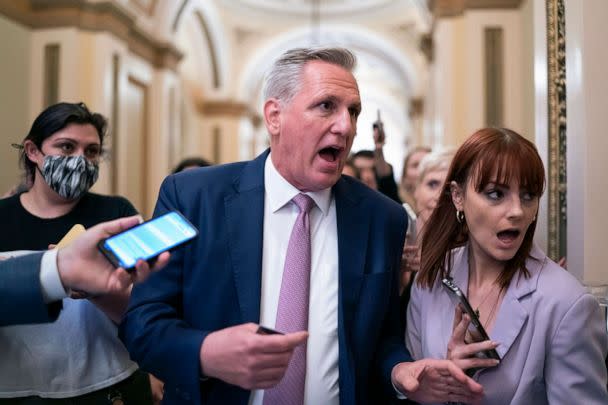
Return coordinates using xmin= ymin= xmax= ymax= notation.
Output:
xmin=482 ymin=292 xmax=502 ymax=327
xmin=470 ymin=277 xmax=500 ymax=319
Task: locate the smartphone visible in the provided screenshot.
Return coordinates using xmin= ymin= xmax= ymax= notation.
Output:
xmin=97 ymin=211 xmax=198 ymax=270
xmin=56 ymin=224 xmax=86 ymax=248
xmin=402 ymin=203 xmax=417 ymax=243
xmin=256 ymin=325 xmax=284 ymax=335
xmin=372 ymin=109 xmax=385 ymax=144
xmin=441 ymin=278 xmax=501 ymax=361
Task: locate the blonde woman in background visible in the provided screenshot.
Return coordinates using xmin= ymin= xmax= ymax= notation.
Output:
xmin=399 ymin=149 xmax=454 ymax=330
xmin=399 ymin=146 xmax=431 ymax=208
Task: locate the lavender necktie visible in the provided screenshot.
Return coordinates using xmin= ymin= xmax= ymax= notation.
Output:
xmin=263 ymin=193 xmax=315 ymax=405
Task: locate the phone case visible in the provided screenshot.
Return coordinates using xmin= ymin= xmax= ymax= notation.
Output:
xmin=442 ymin=278 xmax=501 ymax=361
xmin=56 ymin=224 xmax=86 ymax=248
xmin=402 ymin=203 xmax=417 ymax=242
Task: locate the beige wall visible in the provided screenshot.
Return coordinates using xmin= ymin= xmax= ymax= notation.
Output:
xmin=0 ymin=15 xmax=30 ymax=195
xmin=565 ymin=0 xmax=608 ymax=285
xmin=431 ymin=7 xmax=532 ymax=147
xmin=520 ymin=0 xmax=535 ymax=142
xmin=23 ymin=26 xmax=178 ymax=217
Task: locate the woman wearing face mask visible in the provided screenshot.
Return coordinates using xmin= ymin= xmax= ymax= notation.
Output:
xmin=406 ymin=128 xmax=608 ymax=404
xmin=0 ymin=102 xmax=155 ymax=404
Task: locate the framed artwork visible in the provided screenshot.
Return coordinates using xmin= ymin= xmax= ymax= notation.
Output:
xmin=545 ymin=0 xmax=567 ymax=261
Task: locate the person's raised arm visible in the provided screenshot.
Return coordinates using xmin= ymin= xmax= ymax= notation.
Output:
xmin=373 ymin=125 xmax=391 ymax=177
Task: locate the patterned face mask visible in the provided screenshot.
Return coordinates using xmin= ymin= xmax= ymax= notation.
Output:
xmin=41 ymin=155 xmax=99 ymax=200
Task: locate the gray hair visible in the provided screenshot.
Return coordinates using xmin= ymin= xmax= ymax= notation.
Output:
xmin=262 ymin=47 xmax=357 ymax=104
xmin=416 ymin=148 xmax=456 ymax=186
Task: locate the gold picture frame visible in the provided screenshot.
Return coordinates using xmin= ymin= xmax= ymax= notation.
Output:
xmin=545 ymin=0 xmax=567 ymax=261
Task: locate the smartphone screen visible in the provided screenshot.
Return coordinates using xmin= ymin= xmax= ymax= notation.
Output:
xmin=99 ymin=211 xmax=198 ymax=269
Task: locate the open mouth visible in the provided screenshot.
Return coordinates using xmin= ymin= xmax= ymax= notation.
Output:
xmin=318 ymin=146 xmax=342 ymax=163
xmin=497 ymin=229 xmax=520 ymax=243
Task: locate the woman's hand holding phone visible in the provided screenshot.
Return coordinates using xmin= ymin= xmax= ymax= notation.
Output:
xmin=447 ymin=307 xmax=500 ymax=372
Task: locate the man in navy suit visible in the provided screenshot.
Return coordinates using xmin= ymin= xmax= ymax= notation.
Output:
xmin=0 ymin=215 xmax=166 ymax=326
xmin=120 ymin=47 xmax=482 ymax=404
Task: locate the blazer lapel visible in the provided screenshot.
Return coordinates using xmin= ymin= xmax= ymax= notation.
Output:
xmin=224 ymin=151 xmax=268 ymax=323
xmin=491 ymin=292 xmax=529 ymax=359
xmin=491 ymin=247 xmax=545 ymax=359
xmin=334 ymin=178 xmax=369 ymax=340
xmin=448 ymin=245 xmax=540 ymax=360
xmin=334 ymin=178 xmax=369 ymax=402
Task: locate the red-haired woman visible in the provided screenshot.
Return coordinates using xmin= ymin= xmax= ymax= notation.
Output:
xmin=406 ymin=128 xmax=607 ymax=404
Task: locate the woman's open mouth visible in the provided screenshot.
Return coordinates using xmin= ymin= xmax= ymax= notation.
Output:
xmin=497 ymin=229 xmax=521 ymax=244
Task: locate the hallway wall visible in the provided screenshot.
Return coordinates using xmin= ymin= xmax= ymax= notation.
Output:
xmin=0 ymin=15 xmax=30 ymax=195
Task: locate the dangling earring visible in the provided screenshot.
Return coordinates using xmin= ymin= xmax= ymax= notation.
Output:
xmin=456 ymin=210 xmax=465 ymax=224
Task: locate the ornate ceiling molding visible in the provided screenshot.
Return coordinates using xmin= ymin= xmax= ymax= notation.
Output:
xmin=0 ymin=0 xmax=182 ymax=70
xmin=429 ymin=0 xmax=523 ymax=18
xmin=219 ymin=0 xmax=395 ymax=18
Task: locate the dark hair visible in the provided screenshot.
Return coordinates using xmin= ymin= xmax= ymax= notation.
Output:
xmin=417 ymin=128 xmax=546 ymax=290
xmin=343 ymin=156 xmax=361 ymax=179
xmin=352 ymin=150 xmax=375 ymax=160
xmin=19 ymin=102 xmax=108 ymax=182
xmin=172 ymin=157 xmax=211 ymax=174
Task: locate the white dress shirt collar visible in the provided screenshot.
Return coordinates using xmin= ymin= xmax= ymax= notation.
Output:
xmin=265 ymin=152 xmax=332 ymax=216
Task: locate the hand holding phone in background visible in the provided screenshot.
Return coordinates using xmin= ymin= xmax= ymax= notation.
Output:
xmin=372 ymin=109 xmax=385 ymax=146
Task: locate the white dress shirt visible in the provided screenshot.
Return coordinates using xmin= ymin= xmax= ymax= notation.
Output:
xmin=249 ymin=155 xmax=339 ymax=405
xmin=40 ymin=249 xmax=69 ymax=302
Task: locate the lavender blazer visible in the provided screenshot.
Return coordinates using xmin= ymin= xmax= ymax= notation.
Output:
xmin=406 ymin=244 xmax=608 ymax=405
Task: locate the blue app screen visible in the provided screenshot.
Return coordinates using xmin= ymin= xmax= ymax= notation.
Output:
xmin=104 ymin=212 xmax=197 ymax=268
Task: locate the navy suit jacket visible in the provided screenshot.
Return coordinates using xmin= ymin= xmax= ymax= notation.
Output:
xmin=0 ymin=252 xmax=61 ymax=326
xmin=120 ymin=151 xmax=412 ymax=404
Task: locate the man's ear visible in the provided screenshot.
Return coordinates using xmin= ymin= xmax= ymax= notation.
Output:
xmin=263 ymin=98 xmax=281 ymax=137
xmin=450 ymin=180 xmax=464 ymax=211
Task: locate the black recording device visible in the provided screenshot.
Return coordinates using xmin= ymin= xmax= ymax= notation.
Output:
xmin=256 ymin=325 xmax=284 ymax=335
xmin=372 ymin=109 xmax=385 ymax=144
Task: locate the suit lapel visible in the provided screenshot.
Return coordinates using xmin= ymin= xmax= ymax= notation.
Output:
xmin=334 ymin=178 xmax=369 ymax=338
xmin=334 ymin=179 xmax=369 ymax=402
xmin=449 ymin=245 xmax=541 ymax=359
xmin=491 ymin=248 xmax=545 ymax=359
xmin=224 ymin=151 xmax=268 ymax=323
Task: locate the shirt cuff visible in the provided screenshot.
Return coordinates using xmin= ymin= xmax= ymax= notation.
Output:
xmin=40 ymin=249 xmax=68 ymax=303
xmin=393 ymin=381 xmax=408 ymax=400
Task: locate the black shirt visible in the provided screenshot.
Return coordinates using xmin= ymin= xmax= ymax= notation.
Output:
xmin=0 ymin=192 xmax=137 ymax=251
